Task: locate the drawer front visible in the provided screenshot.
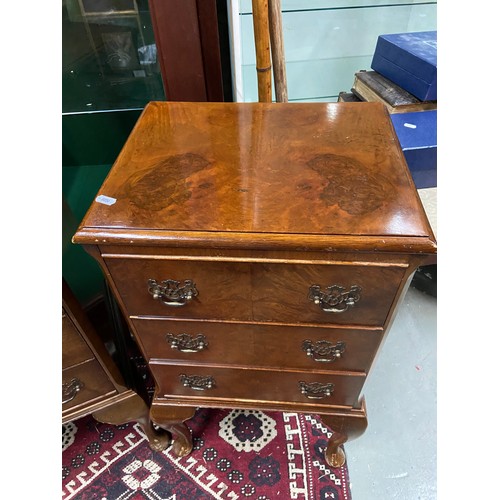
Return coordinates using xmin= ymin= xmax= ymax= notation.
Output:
xmin=105 ymin=258 xmax=253 ymax=321
xmin=62 ymin=359 xmax=117 ymax=414
xmin=105 ymin=257 xmax=405 ymax=326
xmin=132 ymin=318 xmax=382 ymax=372
xmin=151 ymin=364 xmax=365 ymax=408
xmin=62 ymin=313 xmax=94 ymax=369
xmin=251 ymin=262 xmax=405 ymax=326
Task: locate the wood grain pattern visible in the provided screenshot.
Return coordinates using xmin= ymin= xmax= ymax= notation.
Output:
xmin=104 ymin=256 xmax=404 ymax=326
xmin=75 ymin=230 xmax=437 ymax=257
xmin=307 ymin=153 xmax=393 ymax=215
xmin=62 ymin=312 xmax=93 ymax=369
xmin=62 ymin=359 xmax=117 ymax=415
xmin=104 ymin=258 xmax=253 ymax=320
xmin=151 ymin=364 xmax=365 ymax=408
xmin=74 ymin=102 xmax=435 ymax=249
xmin=124 ymin=153 xmax=210 ymax=211
xmin=250 ymin=261 xmax=405 ymax=326
xmin=131 ymin=318 xmax=382 ymax=372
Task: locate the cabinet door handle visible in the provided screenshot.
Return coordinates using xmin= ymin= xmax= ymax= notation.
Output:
xmin=302 ymin=340 xmax=346 ymax=362
xmin=148 ymin=279 xmax=198 ymax=307
xmin=62 ymin=377 xmax=84 ymax=404
xmin=308 ymin=284 xmax=361 ymax=313
xmin=180 ymin=374 xmax=215 ymax=391
xmin=299 ymin=381 xmax=334 ymax=400
xmin=166 ymin=333 xmax=208 ymax=352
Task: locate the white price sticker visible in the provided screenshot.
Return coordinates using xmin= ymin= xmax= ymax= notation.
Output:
xmin=95 ymin=195 xmax=117 ymax=206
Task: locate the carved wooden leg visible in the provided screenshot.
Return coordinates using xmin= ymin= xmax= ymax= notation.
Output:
xmin=92 ymin=390 xmax=171 ymax=452
xmin=320 ymin=399 xmax=368 ymax=468
xmin=150 ymin=402 xmax=197 ymax=457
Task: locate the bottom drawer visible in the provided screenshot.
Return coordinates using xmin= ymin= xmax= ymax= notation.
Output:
xmin=62 ymin=359 xmax=117 ymax=415
xmin=151 ymin=364 xmax=365 ymax=408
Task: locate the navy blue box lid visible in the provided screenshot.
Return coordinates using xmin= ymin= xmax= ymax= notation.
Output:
xmin=375 ymin=31 xmax=436 ymax=80
xmin=372 ymin=31 xmax=437 ymax=100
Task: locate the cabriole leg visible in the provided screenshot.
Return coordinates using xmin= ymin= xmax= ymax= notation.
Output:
xmin=93 ymin=392 xmax=171 ymax=452
xmin=320 ymin=399 xmax=368 ymax=468
xmin=150 ymin=402 xmax=197 ymax=457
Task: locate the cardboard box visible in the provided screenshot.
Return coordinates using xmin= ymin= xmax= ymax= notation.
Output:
xmin=390 ymin=109 xmax=437 ymax=189
xmin=371 ymin=31 xmax=437 ymax=101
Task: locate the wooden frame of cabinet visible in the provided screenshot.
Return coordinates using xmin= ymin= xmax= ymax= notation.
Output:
xmin=148 ymin=0 xmax=225 ymax=101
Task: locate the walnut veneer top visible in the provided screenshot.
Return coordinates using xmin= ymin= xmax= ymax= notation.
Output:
xmin=74 ymin=101 xmax=436 ymax=254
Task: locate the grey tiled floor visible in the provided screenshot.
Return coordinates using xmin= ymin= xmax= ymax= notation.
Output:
xmin=346 ymin=285 xmax=437 ymax=499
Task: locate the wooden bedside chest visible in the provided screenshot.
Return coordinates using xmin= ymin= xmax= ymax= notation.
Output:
xmin=73 ymin=101 xmax=436 ymax=467
xmin=62 ymin=279 xmax=169 ymax=450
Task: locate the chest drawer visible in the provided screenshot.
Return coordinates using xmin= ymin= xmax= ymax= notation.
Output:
xmin=105 ymin=257 xmax=406 ymax=327
xmin=151 ymin=364 xmax=365 ymax=409
xmin=251 ymin=262 xmax=405 ymax=325
xmin=62 ymin=312 xmax=94 ymax=369
xmin=62 ymin=359 xmax=117 ymax=416
xmin=106 ymin=258 xmax=253 ymax=320
xmin=131 ymin=318 xmax=382 ymax=372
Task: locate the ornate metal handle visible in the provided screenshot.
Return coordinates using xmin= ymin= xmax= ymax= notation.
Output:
xmin=62 ymin=377 xmax=84 ymax=404
xmin=148 ymin=279 xmax=198 ymax=307
xmin=179 ymin=374 xmax=215 ymax=391
xmin=308 ymin=284 xmax=361 ymax=313
xmin=166 ymin=333 xmax=208 ymax=353
xmin=302 ymin=340 xmax=346 ymax=362
xmin=299 ymin=381 xmax=334 ymax=400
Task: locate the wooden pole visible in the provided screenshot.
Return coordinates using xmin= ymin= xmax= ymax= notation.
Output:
xmin=251 ymin=0 xmax=272 ymax=102
xmin=268 ymin=0 xmax=288 ymax=102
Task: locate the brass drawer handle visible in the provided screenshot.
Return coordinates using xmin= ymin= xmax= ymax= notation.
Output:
xmin=299 ymin=381 xmax=334 ymax=400
xmin=166 ymin=333 xmax=208 ymax=352
xmin=180 ymin=374 xmax=215 ymax=391
xmin=148 ymin=279 xmax=198 ymax=307
xmin=302 ymin=340 xmax=346 ymax=362
xmin=308 ymin=284 xmax=361 ymax=313
xmin=62 ymin=377 xmax=84 ymax=404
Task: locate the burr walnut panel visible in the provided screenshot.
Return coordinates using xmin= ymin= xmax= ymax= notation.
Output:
xmin=76 ymin=102 xmax=434 ymax=240
xmin=131 ymin=318 xmax=383 ymax=372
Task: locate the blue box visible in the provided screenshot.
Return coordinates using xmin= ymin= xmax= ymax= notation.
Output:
xmin=390 ymin=110 xmax=437 ymax=189
xmin=371 ymin=31 xmax=437 ymax=101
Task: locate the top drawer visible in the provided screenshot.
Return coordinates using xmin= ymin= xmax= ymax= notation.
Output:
xmin=104 ymin=256 xmax=406 ymax=327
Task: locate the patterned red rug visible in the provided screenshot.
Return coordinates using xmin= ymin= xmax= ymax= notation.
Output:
xmin=62 ymin=408 xmax=352 ymax=499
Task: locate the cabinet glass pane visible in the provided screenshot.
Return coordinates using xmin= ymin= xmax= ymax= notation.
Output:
xmin=239 ymin=0 xmax=436 ymax=13
xmin=62 ymin=0 xmax=165 ymax=113
xmin=234 ymin=1 xmax=437 ymax=102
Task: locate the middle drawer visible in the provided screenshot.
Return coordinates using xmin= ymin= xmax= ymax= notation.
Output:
xmin=131 ymin=318 xmax=382 ymax=372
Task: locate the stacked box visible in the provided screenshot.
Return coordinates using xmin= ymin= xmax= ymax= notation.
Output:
xmin=371 ymin=31 xmax=437 ymax=101
xmin=390 ymin=110 xmax=437 ymax=189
